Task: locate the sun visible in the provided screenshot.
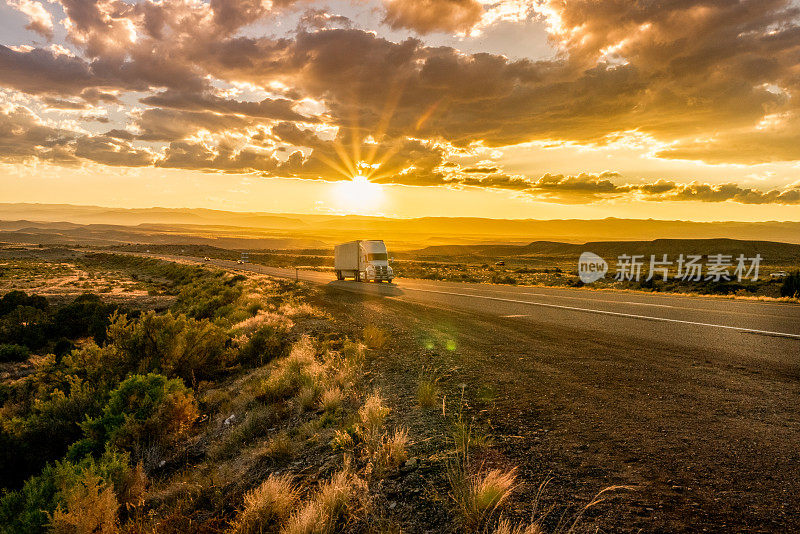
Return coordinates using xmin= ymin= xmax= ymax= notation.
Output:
xmin=332 ymin=174 xmax=385 ymax=214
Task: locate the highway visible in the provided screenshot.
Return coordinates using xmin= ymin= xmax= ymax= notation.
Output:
xmin=210 ymin=258 xmax=800 ymax=358
xmin=153 ymin=254 xmax=800 ymax=530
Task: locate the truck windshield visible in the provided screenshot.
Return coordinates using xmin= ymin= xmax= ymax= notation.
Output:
xmin=367 ymin=253 xmax=388 ymax=261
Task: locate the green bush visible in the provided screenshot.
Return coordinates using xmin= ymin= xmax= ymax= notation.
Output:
xmin=0 ymin=378 xmax=106 ymax=490
xmin=490 ymin=274 xmax=518 ymax=285
xmin=0 ymin=343 xmax=29 ymax=362
xmin=0 ymin=291 xmax=119 ymax=353
xmin=0 ymin=291 xmax=48 ymax=317
xmin=0 ymin=305 xmax=50 ymax=350
xmin=174 ymin=277 xmax=243 ymax=320
xmin=76 ymin=373 xmax=198 ymax=456
xmin=781 ymin=271 xmax=800 ymax=298
xmin=239 ymin=325 xmax=290 ymax=366
xmin=0 ymin=449 xmax=138 ymax=534
xmin=106 ymin=311 xmax=230 ymax=384
xmin=53 ymin=293 xmax=118 ymax=344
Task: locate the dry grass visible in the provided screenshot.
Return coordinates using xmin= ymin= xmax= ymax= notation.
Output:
xmin=493 ymin=518 xmax=544 ymax=534
xmin=282 ymin=467 xmax=365 ymax=534
xmin=492 ymin=480 xmax=635 ymax=534
xmin=446 ymin=395 xmax=516 ymax=530
xmin=449 ymin=467 xmax=518 ymax=530
xmin=232 ymin=474 xmax=299 ymax=534
xmin=279 ymin=301 xmax=319 ymax=318
xmin=357 ymin=393 xmax=390 ymax=447
xmin=209 ymin=406 xmax=275 ymax=460
xmin=231 ymin=311 xmax=293 ymax=337
xmin=255 ymin=432 xmax=293 ymax=462
xmin=375 ymin=428 xmax=409 ymax=473
xmin=330 ymin=342 xmax=365 ymax=390
xmin=319 ymin=386 xmax=344 ymax=413
xmin=416 ymin=368 xmax=440 ymax=408
xmin=362 ymin=325 xmax=389 ymax=349
xmin=330 ymin=429 xmax=355 ymax=451
xmin=260 ymin=336 xmax=325 ymax=402
xmin=296 ymin=385 xmax=320 ymax=412
xmin=281 ymin=501 xmax=323 ymax=534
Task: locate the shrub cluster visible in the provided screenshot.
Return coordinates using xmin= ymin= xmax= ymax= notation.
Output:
xmin=0 ymin=291 xmax=119 ymax=358
xmin=0 ymin=257 xmax=287 ymax=531
xmin=781 ymin=271 xmax=800 ymax=298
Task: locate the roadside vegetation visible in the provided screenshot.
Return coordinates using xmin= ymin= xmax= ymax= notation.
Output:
xmin=0 ymin=252 xmax=625 ymax=533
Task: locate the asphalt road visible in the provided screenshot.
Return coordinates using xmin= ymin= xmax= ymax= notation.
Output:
xmin=154 ymin=254 xmax=800 ymax=530
xmin=207 ymin=257 xmax=800 ymax=353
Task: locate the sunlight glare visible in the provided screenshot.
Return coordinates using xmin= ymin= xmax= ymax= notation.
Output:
xmin=332 ymin=174 xmax=385 ymax=214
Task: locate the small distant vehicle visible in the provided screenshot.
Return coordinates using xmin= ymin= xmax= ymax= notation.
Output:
xmin=236 ymin=260 xmax=244 ymax=264
xmin=203 ymin=257 xmax=211 ymax=262
xmin=334 ymin=240 xmax=394 ymax=282
xmin=770 ymin=271 xmax=788 ymax=279
xmin=495 ymin=261 xmax=505 ymax=266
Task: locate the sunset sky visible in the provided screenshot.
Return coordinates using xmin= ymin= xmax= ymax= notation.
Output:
xmin=2 ymin=0 xmax=800 ymax=220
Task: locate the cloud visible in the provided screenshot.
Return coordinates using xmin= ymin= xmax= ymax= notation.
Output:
xmin=297 ymin=9 xmax=352 ymax=31
xmin=134 ymin=108 xmax=256 ymax=142
xmin=0 ymin=46 xmax=97 ymax=96
xmin=382 ymin=0 xmax=483 ymax=34
xmin=2 ymin=0 xmax=800 ymax=204
xmin=140 ymin=91 xmax=313 ymax=122
xmin=8 ymin=0 xmax=54 ymax=38
xmin=655 ymin=113 xmax=800 ymax=163
xmin=447 ymin=171 xmax=800 ymax=205
xmin=649 ymin=182 xmax=800 ymax=205
xmin=73 ymin=135 xmax=155 ymax=166
xmin=0 ymin=106 xmax=78 ymax=163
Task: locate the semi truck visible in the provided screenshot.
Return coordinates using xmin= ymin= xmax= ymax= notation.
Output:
xmin=334 ymin=240 xmax=394 ymax=282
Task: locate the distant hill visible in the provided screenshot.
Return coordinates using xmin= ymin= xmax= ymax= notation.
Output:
xmin=2 ymin=203 xmax=800 ymax=249
xmin=404 ymin=239 xmax=800 ymax=264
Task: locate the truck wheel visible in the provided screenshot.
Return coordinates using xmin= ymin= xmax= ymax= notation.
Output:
xmin=355 ymin=272 xmax=361 ymax=282
xmin=335 ymin=270 xmax=343 ymax=280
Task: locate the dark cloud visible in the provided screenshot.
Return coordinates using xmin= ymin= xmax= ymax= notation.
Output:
xmin=140 ymin=91 xmax=312 ymax=122
xmin=447 ymin=172 xmax=800 ymax=205
xmin=73 ymin=135 xmax=154 ymax=166
xmin=41 ymin=97 xmax=90 ymax=110
xmin=134 ymin=108 xmax=255 ymax=142
xmin=0 ymin=46 xmax=98 ymax=96
xmin=461 ymin=167 xmax=498 ymax=173
xmin=654 ymin=182 xmax=800 ymax=205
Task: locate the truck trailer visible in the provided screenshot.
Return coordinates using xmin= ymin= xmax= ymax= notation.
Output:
xmin=334 ymin=240 xmax=394 ymax=282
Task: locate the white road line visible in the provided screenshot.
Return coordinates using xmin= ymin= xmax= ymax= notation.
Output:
xmin=501 ymin=314 xmax=531 ymax=318
xmin=455 ymin=285 xmax=673 ymax=308
xmin=621 ymin=301 xmax=673 ymax=308
xmin=402 ymin=286 xmax=800 ymax=340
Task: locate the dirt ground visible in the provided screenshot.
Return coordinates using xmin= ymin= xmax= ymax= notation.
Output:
xmin=0 ymin=248 xmax=176 ymax=309
xmin=306 ymin=284 xmax=800 ymax=533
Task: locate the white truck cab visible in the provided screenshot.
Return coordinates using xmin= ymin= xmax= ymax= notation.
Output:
xmin=334 ymin=240 xmax=394 ymax=282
